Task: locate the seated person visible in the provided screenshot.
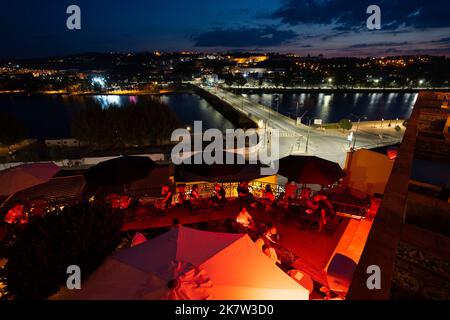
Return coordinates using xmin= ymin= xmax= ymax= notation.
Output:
xmin=300 ymin=190 xmax=318 ymax=214
xmin=172 ymin=218 xmax=181 ymax=229
xmin=262 ymin=185 xmax=276 ymax=212
xmin=236 ymin=206 xmax=254 ymax=228
xmin=264 ymin=223 xmax=281 ymax=243
xmin=173 ymin=184 xmax=187 ymax=207
xmin=284 ymin=180 xmax=298 ymax=202
xmin=312 ymin=195 xmax=335 ymax=232
xmin=4 ymin=203 xmax=27 ymax=224
xmin=237 ymin=181 xmax=253 ymax=201
xmin=29 ymin=199 xmax=47 ymax=217
xmin=262 ymin=244 xmax=280 ymax=264
xmin=211 ymin=183 xmax=226 ymax=205
xmin=300 ymin=187 xmax=312 ymax=200
xmin=173 ymin=191 xmax=186 ymax=207
xmin=254 ymin=233 xmax=265 ymax=251
xmin=190 ymin=184 xmax=201 ymax=202
xmin=155 ymin=184 xmax=173 ymax=210
xmin=107 ymin=194 xmax=131 ymax=209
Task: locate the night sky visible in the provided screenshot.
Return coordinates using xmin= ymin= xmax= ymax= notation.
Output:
xmin=1 ymin=0 xmax=450 ymax=59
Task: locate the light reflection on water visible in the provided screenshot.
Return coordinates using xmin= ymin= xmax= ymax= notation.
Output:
xmin=94 ymin=95 xmax=121 ymax=108
xmin=244 ymin=92 xmax=418 ymax=123
xmin=0 ymin=92 xmax=418 ymax=139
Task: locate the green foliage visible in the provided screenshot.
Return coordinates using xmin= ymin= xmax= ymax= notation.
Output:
xmin=234 ymin=73 xmax=247 ymax=87
xmin=223 ymin=73 xmax=234 ymax=86
xmin=71 ymin=98 xmax=181 ymax=147
xmin=0 ymin=112 xmax=27 ymax=147
xmin=0 ymin=203 xmax=123 ymax=300
xmin=338 ymin=118 xmax=353 ymax=131
xmin=272 ymin=72 xmax=284 ymax=88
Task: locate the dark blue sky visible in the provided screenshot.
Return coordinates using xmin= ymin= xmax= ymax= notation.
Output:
xmin=1 ymin=0 xmax=450 ymax=59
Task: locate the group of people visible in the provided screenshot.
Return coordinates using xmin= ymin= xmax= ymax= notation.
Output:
xmin=154 ymin=180 xmax=335 ymax=233
xmin=155 ymin=181 xmax=254 ymax=211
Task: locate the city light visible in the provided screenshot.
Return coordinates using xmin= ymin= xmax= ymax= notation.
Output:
xmin=91 ymin=76 xmax=106 ymax=88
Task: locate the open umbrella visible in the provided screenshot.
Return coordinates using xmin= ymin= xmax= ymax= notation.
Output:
xmin=175 ymin=151 xmax=268 ymax=182
xmin=69 ymin=226 xmax=309 ymax=300
xmin=0 ymin=163 xmax=60 ymax=196
xmin=277 ymin=155 xmax=345 ymax=185
xmin=84 ymin=156 xmax=157 ymax=186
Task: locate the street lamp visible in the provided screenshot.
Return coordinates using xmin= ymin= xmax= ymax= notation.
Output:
xmin=298 ymin=109 xmax=308 ymax=126
xmin=349 ymin=113 xmax=367 ymax=150
xmin=274 ymin=94 xmax=280 ymax=113
xmin=302 ymin=116 xmax=312 ymax=153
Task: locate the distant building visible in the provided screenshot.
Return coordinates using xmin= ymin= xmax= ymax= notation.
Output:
xmin=45 ymin=139 xmax=87 ymax=147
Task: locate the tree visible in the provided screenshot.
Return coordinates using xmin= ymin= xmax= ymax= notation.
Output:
xmin=234 ymin=73 xmax=247 ymax=88
xmin=338 ymin=119 xmax=353 ymax=131
xmin=272 ymin=72 xmax=284 ymax=88
xmin=71 ymin=98 xmax=181 ymax=147
xmin=223 ymin=73 xmax=234 ymax=87
xmin=0 ymin=112 xmax=27 ymax=148
xmin=0 ymin=202 xmax=123 ymax=300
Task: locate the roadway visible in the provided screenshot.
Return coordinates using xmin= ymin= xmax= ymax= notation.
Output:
xmin=201 ymin=86 xmax=404 ymax=167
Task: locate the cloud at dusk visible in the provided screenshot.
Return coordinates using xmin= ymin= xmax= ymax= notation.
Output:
xmin=1 ymin=0 xmax=449 ymax=58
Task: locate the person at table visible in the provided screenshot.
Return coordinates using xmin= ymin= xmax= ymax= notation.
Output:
xmin=172 ymin=218 xmax=181 ymax=229
xmin=300 ymin=188 xmax=318 ymax=214
xmin=190 ymin=184 xmax=201 ymax=202
xmin=236 ymin=206 xmax=254 ymax=228
xmin=284 ymin=180 xmax=298 ymax=202
xmin=173 ymin=186 xmax=187 ymax=207
xmin=262 ymin=184 xmax=275 ymax=212
xmin=155 ymin=184 xmax=173 ymax=210
xmin=300 ymin=187 xmax=312 ymax=201
xmin=211 ymin=183 xmax=226 ymax=205
xmin=312 ymin=195 xmax=334 ymax=232
xmin=262 ymin=244 xmax=280 ymax=264
xmin=4 ymin=203 xmax=27 ymax=224
xmin=264 ymin=223 xmax=281 ymax=243
xmin=254 ymin=233 xmax=265 ymax=251
xmin=237 ymin=181 xmax=253 ymax=201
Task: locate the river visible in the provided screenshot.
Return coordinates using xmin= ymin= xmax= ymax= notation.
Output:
xmin=0 ymin=92 xmax=417 ymax=139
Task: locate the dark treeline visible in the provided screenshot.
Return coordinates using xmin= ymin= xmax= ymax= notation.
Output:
xmin=71 ymin=98 xmax=181 ymax=147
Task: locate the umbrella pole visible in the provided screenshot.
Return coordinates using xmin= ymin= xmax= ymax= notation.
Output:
xmin=0 ymin=193 xmax=14 ymax=209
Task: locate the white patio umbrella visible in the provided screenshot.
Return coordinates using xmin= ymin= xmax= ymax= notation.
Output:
xmin=69 ymin=226 xmax=309 ymax=300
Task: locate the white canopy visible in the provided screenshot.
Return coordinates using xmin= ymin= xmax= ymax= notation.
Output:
xmin=71 ymin=226 xmax=309 ymax=300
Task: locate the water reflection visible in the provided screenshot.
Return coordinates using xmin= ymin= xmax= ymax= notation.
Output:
xmin=246 ymin=92 xmax=417 ymax=123
xmin=0 ymin=93 xmax=235 ymax=139
xmin=94 ymin=95 xmax=121 ymax=108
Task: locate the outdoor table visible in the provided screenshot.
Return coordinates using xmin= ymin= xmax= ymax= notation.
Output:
xmin=138 ymin=196 xmax=159 ymax=207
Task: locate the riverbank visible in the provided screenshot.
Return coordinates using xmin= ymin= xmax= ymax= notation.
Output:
xmin=0 ymin=84 xmax=193 ymax=96
xmin=230 ymin=86 xmax=450 ymax=94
